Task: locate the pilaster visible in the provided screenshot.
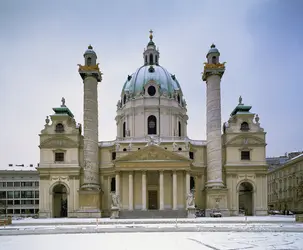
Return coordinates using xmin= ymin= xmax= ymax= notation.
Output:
xmin=159 ymin=170 xmax=164 ymax=210
xmin=172 ymin=171 xmax=177 ymax=210
xmin=142 ymin=171 xmax=147 ymax=210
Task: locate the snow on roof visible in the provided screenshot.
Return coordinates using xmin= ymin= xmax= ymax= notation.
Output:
xmin=0 ymin=164 xmax=38 ymax=172
xmin=98 ymin=136 xmax=206 ymax=147
xmin=286 ymin=152 xmax=303 ymax=163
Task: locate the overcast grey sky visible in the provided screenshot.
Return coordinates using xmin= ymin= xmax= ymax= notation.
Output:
xmin=0 ymin=0 xmax=302 ymax=168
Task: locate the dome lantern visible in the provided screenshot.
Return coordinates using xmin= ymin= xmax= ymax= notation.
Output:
xmin=143 ymin=30 xmax=160 ymax=66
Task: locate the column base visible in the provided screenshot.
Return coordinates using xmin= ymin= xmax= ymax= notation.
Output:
xmin=110 ymin=207 xmax=120 ymax=219
xmin=255 ymin=209 xmax=268 ymax=216
xmin=77 ymin=189 xmax=102 ymax=218
xmin=187 ymin=207 xmax=196 ymax=218
xmin=205 ymin=187 xmax=230 ymax=217
xmin=38 ymin=211 xmax=51 ymax=218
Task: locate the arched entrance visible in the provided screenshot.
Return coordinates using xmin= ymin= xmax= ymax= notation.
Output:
xmin=238 ymin=182 xmax=254 ymax=215
xmin=52 ymin=184 xmax=68 ymax=218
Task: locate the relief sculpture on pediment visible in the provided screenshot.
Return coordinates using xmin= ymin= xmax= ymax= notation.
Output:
xmin=137 ymin=151 xmax=166 ymax=160
xmin=40 ymin=138 xmax=79 ymax=148
xmin=227 ymin=136 xmax=264 ymax=146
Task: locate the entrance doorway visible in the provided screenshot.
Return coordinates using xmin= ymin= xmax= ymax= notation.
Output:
xmin=239 ymin=182 xmax=253 ymax=215
xmin=52 ymin=184 xmax=68 ymax=218
xmin=148 ymin=190 xmax=158 ymax=210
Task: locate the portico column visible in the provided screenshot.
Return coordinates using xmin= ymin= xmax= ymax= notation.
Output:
xmin=129 ymin=171 xmax=133 ymax=210
xmin=159 ymin=170 xmax=164 ymax=210
xmin=173 ymin=170 xmax=177 ymax=210
xmin=115 ymin=172 xmax=120 ymax=196
xmin=186 ymin=171 xmax=190 ymax=194
xmin=142 ymin=171 xmax=147 ymax=210
xmin=107 ymin=176 xmax=111 ymax=209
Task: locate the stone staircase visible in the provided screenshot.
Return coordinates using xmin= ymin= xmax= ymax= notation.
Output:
xmin=119 ymin=210 xmax=187 ymax=219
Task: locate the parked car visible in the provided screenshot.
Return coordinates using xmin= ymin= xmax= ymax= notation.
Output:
xmin=268 ymin=210 xmax=281 ymax=215
xmin=210 ymin=209 xmax=222 ymax=217
xmin=195 ymin=209 xmax=205 ymax=217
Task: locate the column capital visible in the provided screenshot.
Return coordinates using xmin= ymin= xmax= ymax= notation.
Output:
xmin=159 ymin=170 xmax=164 ymax=173
xmin=142 ymin=170 xmax=147 ymax=174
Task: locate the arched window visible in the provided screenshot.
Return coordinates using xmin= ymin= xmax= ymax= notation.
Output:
xmin=147 ymin=115 xmax=157 ymax=135
xmin=177 ymin=94 xmax=180 ymax=103
xmin=123 ymin=122 xmax=126 ymax=137
xmin=149 ymin=54 xmax=153 ymax=65
xmin=155 ymin=55 xmax=158 ymax=64
xmin=240 ymin=122 xmax=249 ymax=131
xmin=212 ymin=56 xmax=217 ymax=64
xmin=87 ymin=57 xmax=92 ymax=66
xmin=55 ymin=123 xmax=64 ymax=133
xmin=123 ymin=94 xmax=126 ymax=104
xmin=178 ymin=121 xmax=182 ymax=137
xmin=145 ymin=55 xmax=147 ymax=64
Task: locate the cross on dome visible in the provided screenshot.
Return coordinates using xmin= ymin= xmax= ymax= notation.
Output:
xmin=149 ymin=29 xmax=153 ymax=40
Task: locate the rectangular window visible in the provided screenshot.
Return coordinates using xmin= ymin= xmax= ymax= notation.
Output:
xmin=189 ymin=152 xmax=194 ymax=160
xmin=55 ymin=152 xmax=64 ymax=162
xmin=7 ymin=200 xmax=13 ymax=205
xmin=7 ymin=182 xmax=13 ymax=187
xmin=14 ymin=191 xmax=20 ymax=198
xmin=0 ymin=191 xmax=6 ymax=199
xmin=14 ymin=182 xmax=20 ymax=187
xmin=35 ymin=191 xmax=39 ymax=198
xmin=111 ymin=152 xmax=116 ymax=161
xmin=241 ymin=151 xmax=250 ymax=160
xmin=0 ymin=182 xmax=6 ymax=187
xmin=14 ymin=200 xmax=20 ymax=205
xmin=7 ymin=191 xmax=14 ymax=198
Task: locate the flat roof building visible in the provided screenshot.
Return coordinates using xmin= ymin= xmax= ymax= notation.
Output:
xmin=0 ymin=164 xmax=39 ymax=217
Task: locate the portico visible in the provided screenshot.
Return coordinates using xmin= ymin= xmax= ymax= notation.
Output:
xmin=111 ymin=145 xmax=193 ymax=212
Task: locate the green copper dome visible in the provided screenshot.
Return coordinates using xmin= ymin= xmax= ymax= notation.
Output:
xmin=121 ymin=65 xmax=182 ymax=98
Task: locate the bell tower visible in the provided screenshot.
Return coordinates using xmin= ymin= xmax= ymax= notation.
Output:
xmin=78 ymin=45 xmax=102 ymax=217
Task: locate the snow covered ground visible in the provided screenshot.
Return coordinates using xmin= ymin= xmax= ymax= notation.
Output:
xmin=1 ymin=216 xmax=303 ymax=249
xmin=10 ymin=215 xmax=297 ymax=225
xmin=1 ymin=232 xmax=303 ymax=250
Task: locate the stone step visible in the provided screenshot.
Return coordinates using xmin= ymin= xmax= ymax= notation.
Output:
xmin=119 ymin=210 xmax=187 ymax=219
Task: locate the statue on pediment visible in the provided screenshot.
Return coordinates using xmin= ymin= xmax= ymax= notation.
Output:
xmin=146 ymin=135 xmax=155 ymax=146
xmin=184 ymin=138 xmax=190 ymax=150
xmin=115 ymin=142 xmax=120 ymax=152
xmin=128 ymin=142 xmax=132 ymax=151
xmin=173 ymin=141 xmax=178 ymax=151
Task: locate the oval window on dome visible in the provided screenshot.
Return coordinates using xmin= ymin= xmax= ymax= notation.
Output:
xmin=147 ymin=86 xmax=156 ymax=96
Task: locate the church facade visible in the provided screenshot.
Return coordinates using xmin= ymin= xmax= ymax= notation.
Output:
xmin=37 ymin=32 xmax=268 ymax=218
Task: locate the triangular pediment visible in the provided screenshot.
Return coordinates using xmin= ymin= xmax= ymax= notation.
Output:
xmin=115 ymin=145 xmax=191 ymax=162
xmin=226 ymin=135 xmax=265 ymax=146
xmin=40 ymin=136 xmax=79 ymax=148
